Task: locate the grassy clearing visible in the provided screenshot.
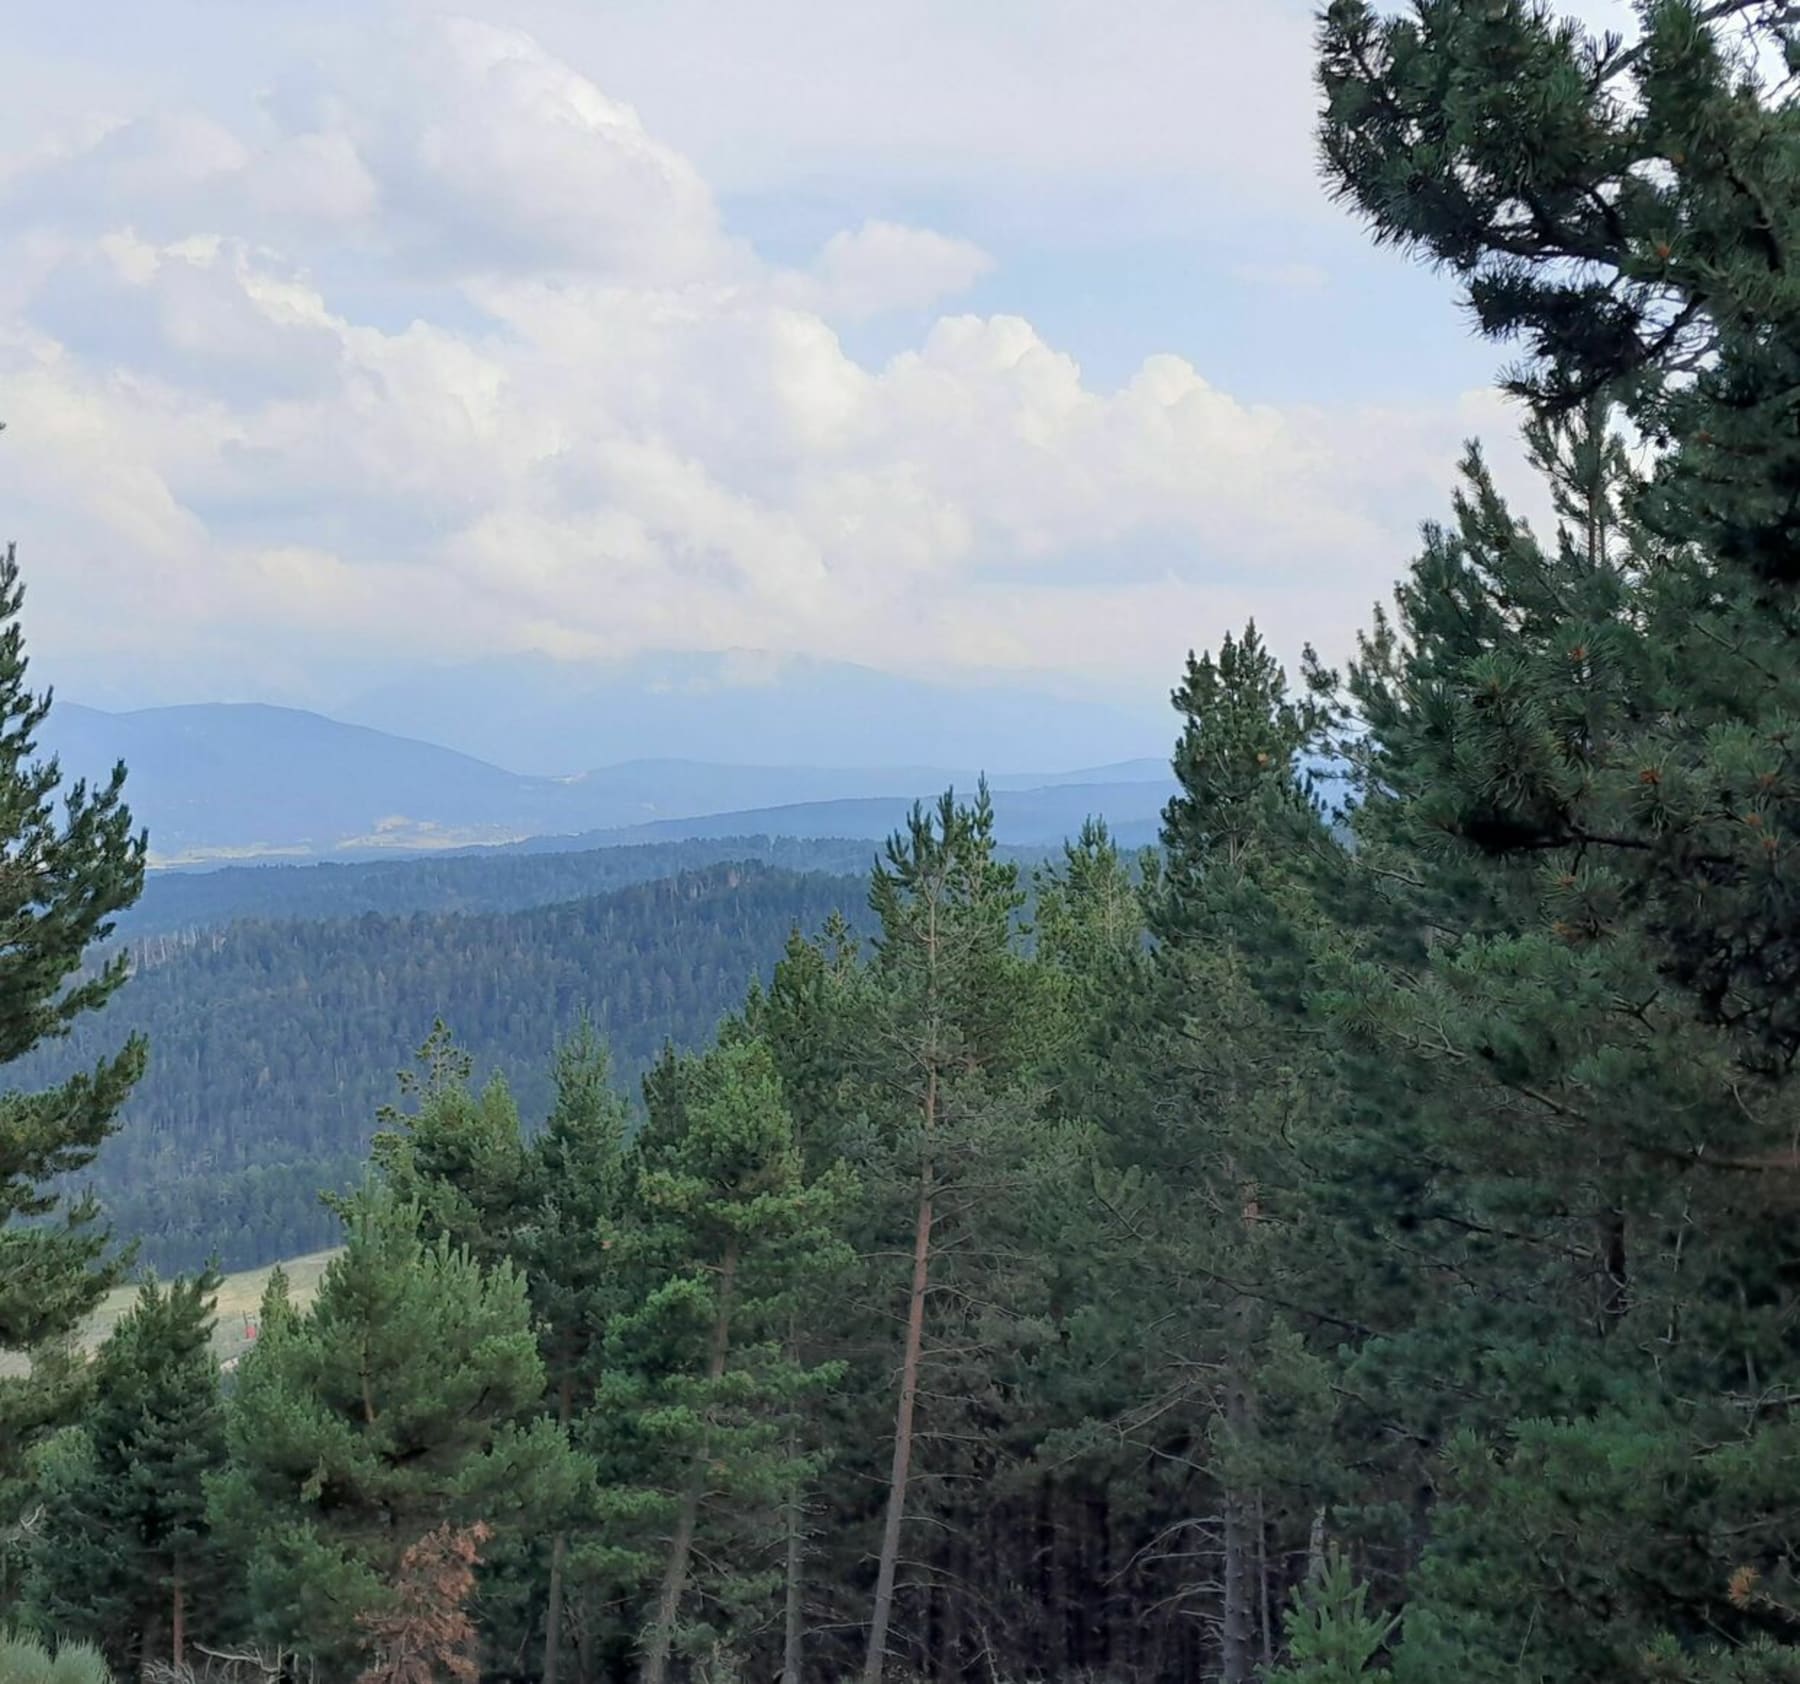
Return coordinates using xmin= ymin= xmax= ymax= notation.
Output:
xmin=0 ymin=1249 xmax=338 ymax=1377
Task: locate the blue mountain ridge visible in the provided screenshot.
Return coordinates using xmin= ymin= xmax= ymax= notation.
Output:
xmin=39 ymin=701 xmax=1177 ymax=866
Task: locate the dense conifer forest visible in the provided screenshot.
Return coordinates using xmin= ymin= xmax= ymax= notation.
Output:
xmin=8 ymin=3 xmax=1800 ymax=1681
xmin=114 ymin=838 xmax=909 ymax=942
xmin=15 ymin=866 xmax=876 ymax=1272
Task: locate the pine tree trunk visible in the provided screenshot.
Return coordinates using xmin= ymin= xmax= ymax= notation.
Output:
xmin=1257 ymin=1491 xmax=1274 ymax=1670
xmin=1068 ymin=1484 xmax=1090 ymax=1674
xmin=942 ymin=1525 xmax=965 ymax=1683
xmin=1601 ymin=1208 xmax=1629 ymax=1330
xmin=862 ymin=1118 xmax=936 ymax=1684
xmin=644 ymin=1494 xmax=702 ymax=1684
xmin=574 ymin=1596 xmax=596 ymax=1684
xmin=138 ymin=1604 xmax=164 ymax=1684
xmin=781 ymin=1425 xmax=805 ymax=1684
xmin=544 ymin=1373 xmax=576 ymax=1684
xmin=1221 ymin=1179 xmax=1258 ymax=1684
xmin=171 ymin=1576 xmax=186 ymax=1670
xmin=1093 ymin=1488 xmax=1113 ymax=1676
xmin=780 ymin=1303 xmax=810 ymax=1684
xmin=643 ymin=1243 xmax=739 ymax=1684
xmin=1221 ymin=1479 xmax=1255 ymax=1684
xmin=544 ymin=1528 xmax=570 ymax=1684
xmin=1036 ymin=1475 xmax=1059 ymax=1678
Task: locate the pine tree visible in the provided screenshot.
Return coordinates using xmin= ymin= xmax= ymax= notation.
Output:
xmin=517 ymin=1023 xmax=634 ymax=1684
xmin=1262 ymin=396 xmax=1800 ymax=1677
xmin=740 ymin=917 xmax=874 ymax=1684
xmin=1268 ymin=1550 xmax=1394 ymax=1683
xmin=27 ymin=1271 xmax=226 ymax=1671
xmin=1135 ymin=625 xmax=1343 ymax=1681
xmin=743 ymin=915 xmax=870 ymax=1187
xmin=1318 ymin=0 xmax=1800 ymax=1066
xmin=0 ymin=544 xmax=147 ymax=1503
xmin=370 ymin=1023 xmax=646 ymax=1684
xmin=620 ymin=1037 xmax=853 ymax=1684
xmin=370 ymin=1022 xmax=527 ymax=1270
xmin=1303 ymin=14 xmax=1800 ymax=1661
xmin=857 ymin=783 xmax=1052 ymax=1684
xmin=207 ymin=1185 xmax=585 ymax=1676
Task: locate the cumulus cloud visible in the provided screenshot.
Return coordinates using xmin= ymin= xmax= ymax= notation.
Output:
xmin=781 ymin=221 xmax=995 ymax=321
xmin=0 ymin=11 xmax=1530 ymax=706
xmin=1 ymin=109 xmax=370 ymax=249
xmin=383 ymin=19 xmax=736 ymax=281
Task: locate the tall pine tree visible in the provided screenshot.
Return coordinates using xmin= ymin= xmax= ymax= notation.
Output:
xmin=622 ymin=1037 xmax=853 ymax=1684
xmin=1304 ymin=10 xmax=1800 ymax=1669
xmin=0 ymin=543 xmax=147 ymax=1508
xmin=857 ymin=783 xmax=1054 ymax=1684
xmin=27 ymin=1271 xmax=225 ymax=1671
xmin=208 ymin=1186 xmax=585 ymax=1676
xmin=519 ymin=1023 xmax=634 ymax=1684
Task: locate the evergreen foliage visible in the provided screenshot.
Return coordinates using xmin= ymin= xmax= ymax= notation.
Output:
xmin=517 ymin=1026 xmax=639 ymax=1684
xmin=1318 ymin=0 xmax=1800 ymax=1063
xmin=854 ymin=784 xmax=1059 ymax=1684
xmin=207 ymin=1185 xmax=585 ymax=1675
xmin=1268 ymin=1552 xmax=1394 ymax=1684
xmin=1295 ymin=7 xmax=1800 ymax=1675
xmin=26 ymin=1270 xmax=224 ymax=1672
xmin=0 ymin=545 xmax=147 ymax=1511
xmin=10 ymin=865 xmax=869 ymax=1272
xmin=622 ymin=1037 xmax=854 ymax=1683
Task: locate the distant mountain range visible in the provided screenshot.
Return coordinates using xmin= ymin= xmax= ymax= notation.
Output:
xmin=336 ymin=650 xmax=1173 ymax=777
xmin=40 ymin=700 xmax=1176 ymax=866
xmin=494 ymin=782 xmax=1172 ymax=857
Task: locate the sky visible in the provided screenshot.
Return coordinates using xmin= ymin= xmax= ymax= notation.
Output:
xmin=0 ymin=0 xmax=1634 ymax=726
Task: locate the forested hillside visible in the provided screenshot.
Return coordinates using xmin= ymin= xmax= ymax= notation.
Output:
xmin=22 ymin=865 xmax=870 ymax=1272
xmin=119 ymin=835 xmax=903 ymax=939
xmin=556 ymin=779 xmax=1170 ymax=851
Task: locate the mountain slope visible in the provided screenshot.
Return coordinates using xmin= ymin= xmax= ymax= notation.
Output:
xmin=45 ymin=701 xmax=1174 ymax=865
xmin=528 ymin=779 xmax=1176 ymax=852
xmin=43 ymin=702 xmax=561 ymax=862
xmin=339 ymin=650 xmax=1172 ymax=775
xmin=22 ymin=863 xmax=872 ymax=1273
xmin=117 ymin=836 xmax=899 ymax=939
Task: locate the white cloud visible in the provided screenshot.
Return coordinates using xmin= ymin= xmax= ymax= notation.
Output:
xmin=0 ymin=11 xmax=1533 ymax=706
xmin=782 ymin=221 xmax=994 ymax=321
xmin=483 ymin=0 xmax=1329 ymax=226
xmin=248 ymin=129 xmax=380 ymax=225
xmin=386 ymin=18 xmax=735 ymax=281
